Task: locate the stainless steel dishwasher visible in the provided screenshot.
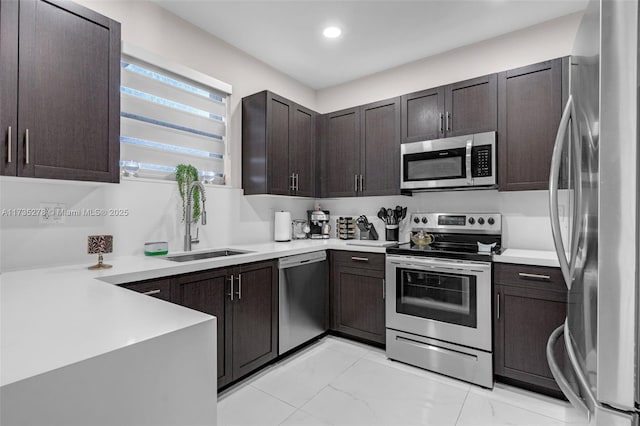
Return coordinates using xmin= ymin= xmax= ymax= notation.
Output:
xmin=278 ymin=251 xmax=328 ymax=355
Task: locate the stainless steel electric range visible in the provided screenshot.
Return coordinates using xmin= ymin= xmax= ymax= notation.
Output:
xmin=385 ymin=212 xmax=502 ymax=388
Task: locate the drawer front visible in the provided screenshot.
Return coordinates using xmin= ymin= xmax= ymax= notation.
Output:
xmin=331 ymin=250 xmax=385 ymax=270
xmin=494 ymin=263 xmax=565 ymax=292
xmin=121 ymin=278 xmax=173 ymax=302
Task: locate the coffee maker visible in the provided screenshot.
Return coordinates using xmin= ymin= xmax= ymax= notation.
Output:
xmin=308 ymin=208 xmax=331 ymax=239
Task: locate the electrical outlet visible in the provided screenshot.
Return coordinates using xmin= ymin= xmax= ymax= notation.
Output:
xmin=40 ymin=203 xmax=66 ymax=224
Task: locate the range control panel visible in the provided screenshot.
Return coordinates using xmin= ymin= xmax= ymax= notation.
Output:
xmin=411 ymin=212 xmax=502 ymax=234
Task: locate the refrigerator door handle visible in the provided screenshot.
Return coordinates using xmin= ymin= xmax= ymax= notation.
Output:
xmin=546 ymin=322 xmax=590 ymax=420
xmin=549 ymin=95 xmax=574 ymax=289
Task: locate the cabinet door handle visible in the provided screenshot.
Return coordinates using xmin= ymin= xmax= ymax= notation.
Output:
xmin=496 ymin=293 xmax=500 ymax=320
xmin=142 ymin=289 xmax=161 ymax=296
xmin=290 ymin=174 xmax=295 ymax=191
xmin=358 ymin=174 xmax=364 ymax=192
xmin=351 ymin=256 xmax=369 ymax=262
xmin=7 ymin=126 xmax=12 ymax=163
xmin=235 ymin=273 xmax=242 ymax=300
xmin=24 ymin=129 xmax=30 ymax=165
xmin=382 ymin=279 xmax=385 ymax=300
xmin=354 ymin=174 xmax=358 ymax=192
xmin=518 ymin=272 xmax=551 ymax=281
xmin=439 ymin=113 xmax=444 ymax=134
xmin=446 ymin=112 xmax=451 ymax=132
xmin=295 ymin=173 xmax=299 ymax=191
xmin=228 ymin=275 xmax=235 ymax=301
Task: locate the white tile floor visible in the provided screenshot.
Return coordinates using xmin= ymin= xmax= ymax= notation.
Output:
xmin=218 ymin=336 xmax=589 ymax=426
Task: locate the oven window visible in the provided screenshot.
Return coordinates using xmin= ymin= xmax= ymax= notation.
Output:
xmin=403 ymin=148 xmax=465 ymax=181
xmin=396 ymin=268 xmax=477 ymax=328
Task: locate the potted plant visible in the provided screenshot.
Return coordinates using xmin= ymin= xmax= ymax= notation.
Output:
xmin=175 ymin=164 xmax=200 ymax=223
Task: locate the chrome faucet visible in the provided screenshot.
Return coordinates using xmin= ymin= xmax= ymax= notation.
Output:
xmin=184 ymin=181 xmax=207 ymax=251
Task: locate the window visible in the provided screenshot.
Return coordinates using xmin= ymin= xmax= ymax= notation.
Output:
xmin=119 ymin=44 xmax=232 ymax=184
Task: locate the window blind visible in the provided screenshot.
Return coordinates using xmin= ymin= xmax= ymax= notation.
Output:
xmin=119 ymin=51 xmax=230 ymax=183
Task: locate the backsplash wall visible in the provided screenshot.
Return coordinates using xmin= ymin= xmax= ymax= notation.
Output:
xmin=319 ymin=190 xmax=565 ymax=250
xmin=1 ymin=175 xmax=562 ymax=272
xmin=0 ymin=178 xmax=313 ymax=272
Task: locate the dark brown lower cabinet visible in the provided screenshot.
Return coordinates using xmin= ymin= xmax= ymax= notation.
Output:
xmin=330 ymin=251 xmax=385 ymax=345
xmin=174 ymin=269 xmax=233 ymax=388
xmin=121 ymin=260 xmax=277 ymax=390
xmin=120 ymin=277 xmax=173 ymax=302
xmin=231 ymin=261 xmax=279 ymax=380
xmin=493 ymin=263 xmax=567 ymax=397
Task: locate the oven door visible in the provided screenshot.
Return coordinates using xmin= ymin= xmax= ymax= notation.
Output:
xmin=385 ymin=255 xmax=492 ymax=351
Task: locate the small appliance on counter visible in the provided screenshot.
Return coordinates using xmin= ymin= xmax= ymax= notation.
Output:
xmin=355 ymin=215 xmax=378 ymax=240
xmin=274 ymin=211 xmax=292 ymax=242
xmin=291 ymin=219 xmax=308 ymax=240
xmin=308 ymin=205 xmax=330 ymax=239
xmin=337 ymin=217 xmax=355 ymax=240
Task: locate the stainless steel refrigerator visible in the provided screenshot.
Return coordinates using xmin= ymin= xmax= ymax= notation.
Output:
xmin=546 ymin=0 xmax=639 ymax=425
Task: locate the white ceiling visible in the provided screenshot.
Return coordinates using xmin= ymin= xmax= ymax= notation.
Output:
xmin=154 ymin=0 xmax=587 ymax=90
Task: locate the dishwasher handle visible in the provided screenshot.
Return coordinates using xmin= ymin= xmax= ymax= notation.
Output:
xmin=278 ymin=251 xmax=327 ymax=269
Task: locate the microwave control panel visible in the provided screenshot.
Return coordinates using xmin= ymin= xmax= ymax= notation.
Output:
xmin=471 ymin=145 xmax=492 ymax=178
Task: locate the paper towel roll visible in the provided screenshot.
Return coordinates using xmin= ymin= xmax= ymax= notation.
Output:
xmin=274 ymin=211 xmax=292 ymax=242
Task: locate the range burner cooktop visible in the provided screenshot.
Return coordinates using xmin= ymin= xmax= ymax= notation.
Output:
xmin=386 ymin=212 xmax=502 ymax=261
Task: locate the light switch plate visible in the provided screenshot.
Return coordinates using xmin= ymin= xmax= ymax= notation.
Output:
xmin=40 ymin=202 xmax=66 ymax=224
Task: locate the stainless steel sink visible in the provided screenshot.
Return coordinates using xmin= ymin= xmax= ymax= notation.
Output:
xmin=164 ymin=249 xmax=252 ymax=262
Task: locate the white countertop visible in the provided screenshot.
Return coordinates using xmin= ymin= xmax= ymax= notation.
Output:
xmin=0 ymin=239 xmax=385 ymax=387
xmin=493 ymin=248 xmax=560 ymax=268
xmin=2 ymin=238 xmax=560 ymax=388
xmin=95 ymin=239 xmax=388 ymax=285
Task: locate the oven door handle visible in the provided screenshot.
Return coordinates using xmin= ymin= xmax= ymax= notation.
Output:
xmin=388 ymin=259 xmax=491 ymax=272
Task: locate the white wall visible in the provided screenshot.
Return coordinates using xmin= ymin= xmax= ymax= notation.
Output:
xmin=74 ymin=0 xmax=317 ymax=189
xmin=319 ymin=190 xmax=562 ymax=251
xmin=316 ymin=12 xmax=582 ymax=113
xmin=0 ymin=2 xmax=580 ymax=271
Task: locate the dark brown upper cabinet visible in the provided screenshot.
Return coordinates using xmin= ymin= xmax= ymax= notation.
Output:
xmin=1 ymin=0 xmax=121 ymax=182
xmin=401 ymin=74 xmax=497 ymax=143
xmin=322 ymin=107 xmax=361 ymax=197
xmin=498 ymin=58 xmax=564 ymax=191
xmin=400 ymin=87 xmax=445 ymax=143
xmin=323 ymin=97 xmax=400 ymax=198
xmin=242 ymin=91 xmax=317 ymax=197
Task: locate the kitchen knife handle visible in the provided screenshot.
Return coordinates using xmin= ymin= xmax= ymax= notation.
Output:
xmin=6 ymin=126 xmax=11 ymax=163
xmin=24 ymin=128 xmax=29 ymax=164
xmin=228 ymin=275 xmax=235 ymax=301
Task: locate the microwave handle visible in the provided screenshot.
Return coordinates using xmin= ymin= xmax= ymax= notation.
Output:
xmin=465 ymin=139 xmax=473 ymax=185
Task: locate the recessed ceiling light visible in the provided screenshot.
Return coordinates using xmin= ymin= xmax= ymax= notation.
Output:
xmin=323 ymin=26 xmax=342 ymax=39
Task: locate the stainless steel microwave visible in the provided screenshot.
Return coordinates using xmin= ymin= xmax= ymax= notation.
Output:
xmin=400 ymin=131 xmax=497 ymax=191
